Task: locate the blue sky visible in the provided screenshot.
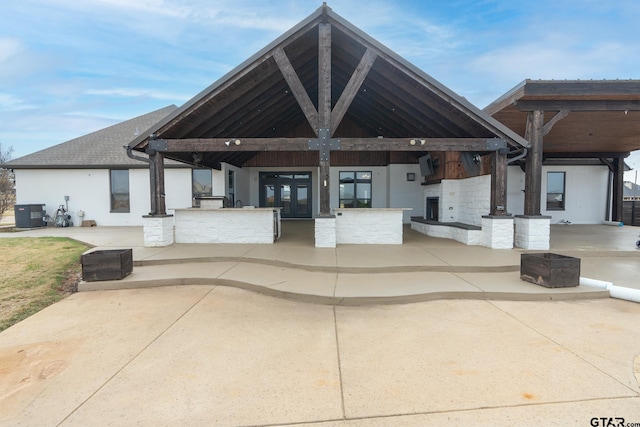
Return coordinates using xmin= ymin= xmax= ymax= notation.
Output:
xmin=1 ymin=0 xmax=639 ymax=178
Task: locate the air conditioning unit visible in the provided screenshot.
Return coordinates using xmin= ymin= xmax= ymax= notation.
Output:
xmin=14 ymin=204 xmax=46 ymax=228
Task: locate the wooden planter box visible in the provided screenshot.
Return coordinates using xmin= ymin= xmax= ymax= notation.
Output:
xmin=82 ymin=249 xmax=133 ymax=282
xmin=520 ymin=253 xmax=580 ymax=288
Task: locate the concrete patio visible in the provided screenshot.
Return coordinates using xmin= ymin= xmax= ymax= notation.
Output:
xmin=2 ymin=222 xmax=638 ymax=302
xmin=0 ymin=222 xmax=639 ymax=426
xmin=1 ymin=287 xmax=639 ymax=426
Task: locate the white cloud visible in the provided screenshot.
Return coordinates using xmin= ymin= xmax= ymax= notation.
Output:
xmin=0 ymin=93 xmax=35 ymax=112
xmin=37 ymin=0 xmax=191 ymax=19
xmin=84 ymin=88 xmax=191 ymax=102
xmin=471 ymin=40 xmax=635 ymax=82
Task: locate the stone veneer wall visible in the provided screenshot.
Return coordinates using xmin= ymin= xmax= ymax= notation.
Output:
xmin=314 ymin=216 xmax=337 ymax=248
xmin=481 ymin=216 xmax=514 ymax=249
xmin=334 ymin=209 xmax=405 ymax=244
xmin=143 ymin=215 xmax=174 ymax=247
xmin=515 ymin=216 xmax=551 ymax=250
xmin=410 ymin=221 xmax=483 ymax=245
xmin=423 ymin=175 xmax=490 ymax=225
xmin=455 ymin=175 xmax=490 ymax=226
xmin=174 ymin=209 xmax=276 ymax=244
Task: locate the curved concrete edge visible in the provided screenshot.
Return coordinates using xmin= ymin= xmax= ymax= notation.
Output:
xmin=134 ymin=256 xmax=520 ymax=274
xmin=78 ymin=278 xmax=611 ymax=306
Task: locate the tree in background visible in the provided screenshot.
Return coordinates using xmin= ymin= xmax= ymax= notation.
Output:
xmin=0 ymin=143 xmax=15 ymax=224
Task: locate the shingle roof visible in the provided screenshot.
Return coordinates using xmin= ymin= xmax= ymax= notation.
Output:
xmin=6 ymin=105 xmax=181 ymax=169
xmin=624 ymin=181 xmax=640 ymax=197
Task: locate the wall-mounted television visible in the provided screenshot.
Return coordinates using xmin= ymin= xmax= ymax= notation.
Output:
xmin=418 ymin=154 xmax=434 ymax=177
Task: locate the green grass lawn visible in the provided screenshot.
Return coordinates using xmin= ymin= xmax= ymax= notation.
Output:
xmin=0 ymin=237 xmax=89 ymax=332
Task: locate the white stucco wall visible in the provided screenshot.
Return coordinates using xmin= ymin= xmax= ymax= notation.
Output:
xmin=164 ymin=169 xmax=195 ymax=213
xmin=16 ymin=163 xmax=610 ymax=228
xmin=242 ymin=165 xmax=418 ymax=219
xmin=15 ymin=168 xmax=192 ymax=226
xmin=222 ymin=163 xmax=251 ymax=208
xmin=507 ymin=165 xmax=609 ymax=224
xmin=387 ymin=164 xmax=423 ymax=223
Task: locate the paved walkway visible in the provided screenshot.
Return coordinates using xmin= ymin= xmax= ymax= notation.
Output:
xmin=0 ymin=223 xmax=639 ymax=425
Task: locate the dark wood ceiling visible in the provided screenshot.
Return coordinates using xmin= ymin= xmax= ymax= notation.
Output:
xmin=486 ymin=80 xmax=640 ymax=155
xmin=129 ymin=5 xmax=528 ymax=168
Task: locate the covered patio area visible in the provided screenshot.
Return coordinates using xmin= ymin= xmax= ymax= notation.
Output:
xmin=127 ymin=4 xmax=527 ymax=250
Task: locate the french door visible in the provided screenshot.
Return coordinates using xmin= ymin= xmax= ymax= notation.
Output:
xmin=259 ymin=172 xmax=312 ymax=219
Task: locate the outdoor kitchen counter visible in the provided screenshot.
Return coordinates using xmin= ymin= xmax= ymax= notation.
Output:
xmin=174 ymin=207 xmax=281 ymax=244
xmin=333 ymin=208 xmax=411 ymax=245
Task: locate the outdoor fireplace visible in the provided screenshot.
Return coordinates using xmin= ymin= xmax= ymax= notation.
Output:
xmin=426 ymin=197 xmax=439 ymax=221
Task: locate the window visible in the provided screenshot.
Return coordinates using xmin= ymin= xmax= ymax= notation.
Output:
xmin=339 ymin=171 xmax=372 ymax=208
xmin=192 ymin=169 xmax=212 ymax=203
xmin=110 ymin=169 xmax=130 ymax=212
xmin=546 ymin=172 xmax=566 ymax=210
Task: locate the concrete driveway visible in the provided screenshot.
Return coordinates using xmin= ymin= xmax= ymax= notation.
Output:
xmin=1 ymin=285 xmax=639 ymax=426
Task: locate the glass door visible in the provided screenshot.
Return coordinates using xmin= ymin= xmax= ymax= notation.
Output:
xmin=259 ymin=172 xmax=312 ymax=218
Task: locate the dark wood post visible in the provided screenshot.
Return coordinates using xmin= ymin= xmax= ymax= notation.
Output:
xmin=318 ymin=22 xmax=332 ymax=215
xmin=148 ymin=150 xmax=167 ymax=215
xmin=524 ymin=110 xmax=544 ymax=216
xmin=490 ymin=149 xmax=509 ymax=215
xmin=612 ymin=155 xmax=625 ymax=222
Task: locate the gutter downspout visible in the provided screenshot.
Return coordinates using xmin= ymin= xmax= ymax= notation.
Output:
xmin=125 ymin=146 xmax=157 ymax=215
xmin=507 ymin=148 xmax=528 ymax=165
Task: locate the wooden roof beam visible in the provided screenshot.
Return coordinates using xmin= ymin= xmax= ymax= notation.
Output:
xmin=273 ymin=47 xmax=318 ymax=136
xmin=543 ymin=109 xmax=570 ymax=136
xmin=516 ymin=100 xmax=640 ymax=111
xmin=150 ymin=137 xmax=507 ymax=153
xmin=330 ymin=48 xmax=377 ymax=136
xmin=339 ymin=137 xmax=507 ymax=152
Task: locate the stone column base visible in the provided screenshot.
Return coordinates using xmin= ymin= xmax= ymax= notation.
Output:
xmin=143 ymin=215 xmax=174 ymax=247
xmin=482 ymin=215 xmax=514 ymax=249
xmin=515 ymin=215 xmax=551 ymax=250
xmin=315 ymin=216 xmax=336 ymax=248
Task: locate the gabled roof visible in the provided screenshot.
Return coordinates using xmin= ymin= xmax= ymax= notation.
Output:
xmin=485 ymin=79 xmax=640 ymax=155
xmin=129 ymin=3 xmax=527 ymax=168
xmin=7 ymin=105 xmax=179 ymax=169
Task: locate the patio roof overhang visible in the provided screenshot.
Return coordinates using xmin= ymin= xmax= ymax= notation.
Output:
xmin=485 ymin=80 xmax=640 ymax=156
xmin=128 ymin=3 xmax=527 ymax=171
xmin=485 ymin=79 xmax=640 ymax=220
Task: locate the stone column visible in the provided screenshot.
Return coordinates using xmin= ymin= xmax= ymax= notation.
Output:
xmin=143 ymin=214 xmax=174 ymax=247
xmin=314 ymin=216 xmax=336 ymax=248
xmin=482 ymin=215 xmax=514 ymax=249
xmin=514 ymin=215 xmax=551 ymax=250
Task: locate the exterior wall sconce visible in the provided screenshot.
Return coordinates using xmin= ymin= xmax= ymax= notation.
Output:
xmin=406 ymin=172 xmax=416 ymax=181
